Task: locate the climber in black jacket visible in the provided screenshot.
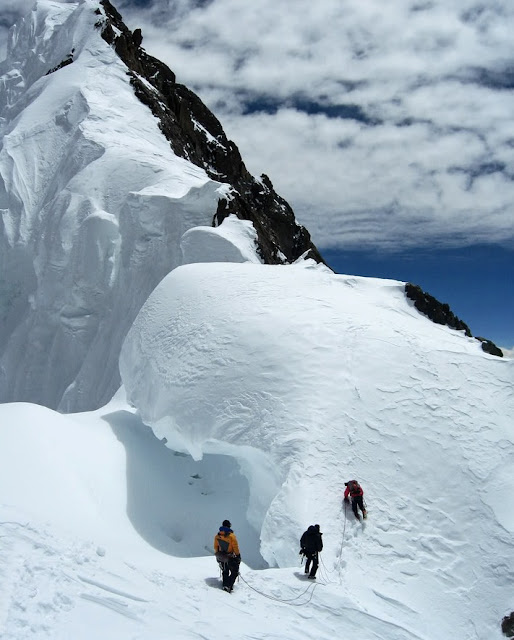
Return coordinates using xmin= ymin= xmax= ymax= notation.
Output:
xmin=299 ymin=524 xmax=323 ymax=579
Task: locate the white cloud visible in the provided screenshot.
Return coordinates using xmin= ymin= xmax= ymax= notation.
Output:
xmin=116 ymin=0 xmax=514 ymax=251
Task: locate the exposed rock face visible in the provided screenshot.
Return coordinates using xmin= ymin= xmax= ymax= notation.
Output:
xmin=45 ymin=50 xmax=74 ymax=75
xmin=502 ymin=612 xmax=514 ymax=638
xmin=405 ymin=283 xmax=472 ymax=335
xmin=98 ymin=0 xmax=324 ymax=265
xmin=405 ymin=283 xmax=503 ymax=357
xmin=477 ymin=337 xmax=504 ymax=358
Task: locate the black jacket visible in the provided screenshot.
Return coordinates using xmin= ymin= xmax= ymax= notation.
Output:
xmin=300 ymin=526 xmax=323 ymax=553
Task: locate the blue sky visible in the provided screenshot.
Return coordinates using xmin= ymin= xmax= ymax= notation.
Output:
xmin=1 ymin=0 xmax=513 ymax=349
xmin=323 ymin=244 xmax=513 ymax=349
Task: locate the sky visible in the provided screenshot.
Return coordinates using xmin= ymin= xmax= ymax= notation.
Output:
xmin=0 ymin=253 xmax=513 ymax=639
xmin=1 ymin=0 xmax=513 ymax=348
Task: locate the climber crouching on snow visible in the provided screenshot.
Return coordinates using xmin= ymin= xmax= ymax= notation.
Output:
xmin=214 ymin=520 xmax=241 ymax=593
xmin=344 ymin=480 xmax=367 ymax=520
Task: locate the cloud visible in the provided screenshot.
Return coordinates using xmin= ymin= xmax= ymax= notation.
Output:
xmin=2 ymin=0 xmax=513 ymax=251
xmin=115 ymin=0 xmax=514 ymax=251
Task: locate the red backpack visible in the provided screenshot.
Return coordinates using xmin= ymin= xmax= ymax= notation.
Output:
xmin=348 ymin=480 xmax=362 ymax=496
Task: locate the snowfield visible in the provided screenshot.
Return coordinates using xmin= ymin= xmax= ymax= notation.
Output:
xmin=1 ymin=258 xmax=513 ymax=640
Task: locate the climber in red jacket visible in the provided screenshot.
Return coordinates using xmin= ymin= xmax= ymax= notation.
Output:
xmin=344 ymin=480 xmax=367 ymax=520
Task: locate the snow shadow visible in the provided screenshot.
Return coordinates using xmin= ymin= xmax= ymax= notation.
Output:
xmin=204 ymin=577 xmax=222 ymax=589
xmin=103 ymin=410 xmax=267 ymax=569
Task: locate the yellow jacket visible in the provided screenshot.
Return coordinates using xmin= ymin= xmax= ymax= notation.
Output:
xmin=214 ymin=530 xmax=240 ymax=556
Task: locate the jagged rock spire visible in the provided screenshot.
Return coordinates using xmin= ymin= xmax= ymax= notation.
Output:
xmin=97 ymin=0 xmax=325 ymax=265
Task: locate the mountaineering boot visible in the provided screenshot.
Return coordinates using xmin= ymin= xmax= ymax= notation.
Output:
xmin=308 ymin=575 xmax=316 ymax=579
xmin=223 ymin=586 xmax=231 ymax=593
xmin=363 ymin=511 xmax=367 ymax=519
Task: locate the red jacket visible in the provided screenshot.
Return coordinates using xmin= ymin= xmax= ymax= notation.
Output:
xmin=344 ymin=481 xmax=363 ymax=499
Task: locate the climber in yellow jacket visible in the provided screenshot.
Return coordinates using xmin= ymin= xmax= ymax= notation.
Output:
xmin=214 ymin=519 xmax=241 ymax=593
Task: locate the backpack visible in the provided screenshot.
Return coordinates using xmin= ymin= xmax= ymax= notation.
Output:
xmin=301 ymin=526 xmax=322 ymax=553
xmin=215 ymin=534 xmax=231 ymax=564
xmin=347 ymin=480 xmax=362 ymax=496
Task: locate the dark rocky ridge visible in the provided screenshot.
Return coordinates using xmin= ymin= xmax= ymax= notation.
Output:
xmin=405 ymin=283 xmax=503 ymax=357
xmin=502 ymin=612 xmax=514 ymax=637
xmin=46 ymin=50 xmax=74 ymax=75
xmin=96 ymin=0 xmax=324 ymax=265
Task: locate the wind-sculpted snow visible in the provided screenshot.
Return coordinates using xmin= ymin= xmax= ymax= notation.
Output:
xmin=0 ymin=263 xmax=512 ymax=639
xmin=0 ymin=0 xmax=237 ymax=410
xmin=181 ymin=214 xmax=262 ymax=265
xmin=120 ymin=260 xmax=514 ymax=638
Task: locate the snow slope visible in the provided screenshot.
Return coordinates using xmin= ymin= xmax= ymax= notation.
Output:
xmin=119 ymin=259 xmax=514 ymax=638
xmin=1 ymin=396 xmax=413 ymax=640
xmin=0 ymin=0 xmax=233 ymax=411
xmin=1 ymin=258 xmax=510 ymax=639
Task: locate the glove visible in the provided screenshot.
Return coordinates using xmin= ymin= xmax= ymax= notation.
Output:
xmin=299 ymin=549 xmax=305 ymax=555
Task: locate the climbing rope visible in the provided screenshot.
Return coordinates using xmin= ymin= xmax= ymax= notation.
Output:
xmin=320 ymin=496 xmax=357 ymax=585
xmin=317 ymin=501 xmax=347 ymax=585
xmin=339 ymin=500 xmax=349 ymax=583
xmin=215 ymin=496 xmax=363 ymax=602
xmin=214 ymin=551 xmax=323 ymax=606
xmin=238 ymin=571 xmax=321 ymax=606
xmin=341 ymin=500 xmax=348 ymax=556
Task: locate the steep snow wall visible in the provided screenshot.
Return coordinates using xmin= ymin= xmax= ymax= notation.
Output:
xmin=119 ymin=260 xmax=514 ymax=636
xmin=0 ymin=0 xmax=233 ymax=410
xmin=0 ymin=0 xmax=324 ymax=411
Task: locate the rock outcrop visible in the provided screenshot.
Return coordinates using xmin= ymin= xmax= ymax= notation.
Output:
xmin=405 ymin=283 xmax=503 ymax=357
xmin=98 ymin=0 xmax=324 ymax=265
xmin=502 ymin=612 xmax=514 ymax=638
